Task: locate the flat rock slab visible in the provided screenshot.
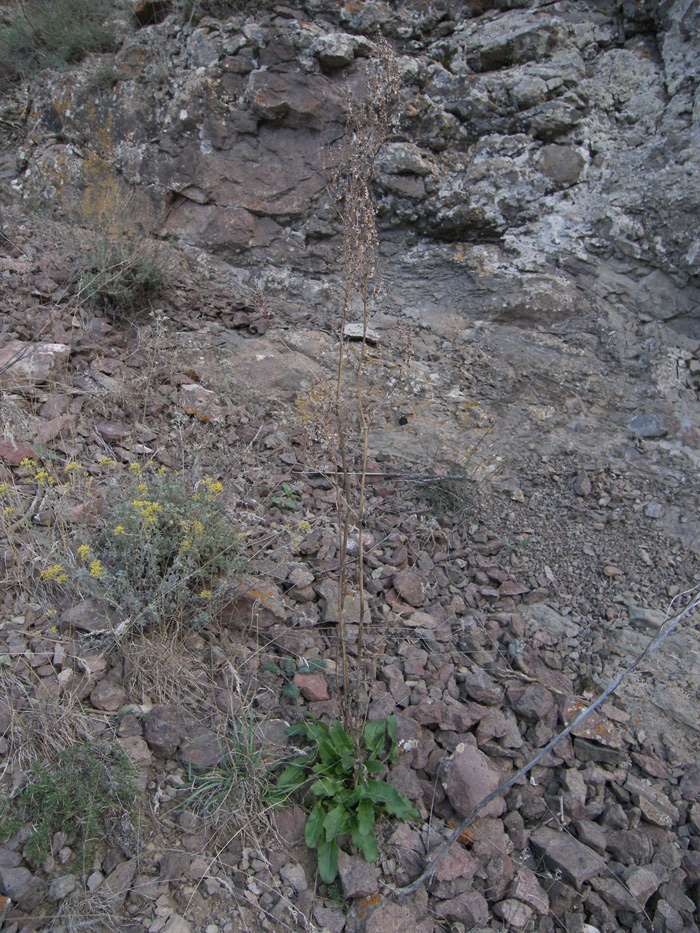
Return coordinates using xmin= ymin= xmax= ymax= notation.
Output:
xmin=530 ymin=826 xmax=603 ymax=889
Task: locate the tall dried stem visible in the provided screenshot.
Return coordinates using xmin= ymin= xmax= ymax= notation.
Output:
xmin=328 ymin=39 xmax=400 ymax=749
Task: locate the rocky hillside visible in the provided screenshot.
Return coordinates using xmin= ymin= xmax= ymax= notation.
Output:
xmin=1 ymin=1 xmax=700 ymax=932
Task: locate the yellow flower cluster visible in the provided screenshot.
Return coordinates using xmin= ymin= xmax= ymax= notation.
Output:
xmin=201 ymin=477 xmax=224 ymax=501
xmin=89 ymin=560 xmax=103 ymax=580
xmin=113 ymin=525 xmax=126 ymax=536
xmin=41 ymin=564 xmax=69 ymax=583
xmin=199 ymin=589 xmax=213 ymax=599
xmin=20 ymin=458 xmax=38 ymax=469
xmin=0 ymin=482 xmax=10 ymax=494
xmin=77 ymin=544 xmax=91 ymax=560
xmin=65 ymin=461 xmax=84 ymax=472
xmin=131 ymin=498 xmax=162 ymax=528
xmin=129 ymin=462 xmax=141 ymax=474
xmin=98 ymin=457 xmax=116 ymax=467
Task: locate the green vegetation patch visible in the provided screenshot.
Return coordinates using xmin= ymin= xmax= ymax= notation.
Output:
xmin=0 ymin=741 xmax=139 ymax=872
xmin=0 ymin=0 xmax=119 ymax=85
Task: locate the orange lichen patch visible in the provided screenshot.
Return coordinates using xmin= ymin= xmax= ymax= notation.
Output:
xmin=447 ymin=820 xmax=473 ymax=846
xmin=357 ymin=892 xmax=381 ymax=919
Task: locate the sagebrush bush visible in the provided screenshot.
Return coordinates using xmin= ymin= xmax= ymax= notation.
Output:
xmin=79 ymin=237 xmax=167 ymax=322
xmin=2 ymin=458 xmax=242 ymax=634
xmin=0 ymin=0 xmax=119 ymax=86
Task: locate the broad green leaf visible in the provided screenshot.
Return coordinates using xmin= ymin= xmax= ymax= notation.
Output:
xmin=305 ymin=801 xmax=325 ymax=848
xmin=364 ymin=720 xmax=386 ymax=753
xmin=386 ymin=716 xmax=397 ymax=743
xmin=317 ymin=839 xmax=339 ymax=883
xmin=365 ymin=780 xmax=420 ymax=819
xmin=340 ymin=754 xmax=356 ymax=774
xmin=330 ymin=721 xmax=354 ymax=756
xmin=357 ymin=797 xmax=375 ymax=836
xmin=275 ymin=765 xmax=306 ymax=791
xmin=317 ymin=735 xmax=338 ymax=764
xmin=287 ymin=722 xmax=314 ymax=739
xmin=364 ymin=759 xmax=384 ymax=774
xmin=323 ymin=804 xmax=350 ymax=841
xmin=311 ymin=777 xmax=344 ymax=798
xmin=351 ymin=825 xmax=378 ymax=862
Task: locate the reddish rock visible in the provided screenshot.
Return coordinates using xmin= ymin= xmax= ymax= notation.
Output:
xmin=530 ymin=826 xmax=602 ymax=889
xmin=294 ymin=672 xmax=329 ymax=701
xmin=445 ymin=743 xmax=504 ymax=818
xmin=433 ymin=845 xmax=478 ymax=883
xmin=393 ymin=569 xmax=427 ymax=607
xmin=436 ymin=891 xmax=489 ymax=926
xmin=144 ymin=706 xmax=187 ymax=758
xmin=0 ymin=440 xmax=37 ymax=465
xmin=90 ymin=679 xmax=127 ymax=711
xmin=178 ymin=726 xmax=224 ymax=769
xmin=337 ymin=850 xmax=378 ymax=899
xmin=363 ymin=902 xmax=435 ymax=933
xmin=510 ymin=683 xmax=555 ymax=721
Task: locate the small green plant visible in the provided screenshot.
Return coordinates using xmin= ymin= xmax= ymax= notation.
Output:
xmin=271 ymin=481 xmax=301 ymax=511
xmin=79 ymin=237 xmax=167 ymax=323
xmin=262 ymin=657 xmax=326 ymax=700
xmin=0 ymin=741 xmax=138 ymax=873
xmin=270 ymin=717 xmax=419 ymax=883
xmin=0 ymin=0 xmax=119 ymax=86
xmin=182 ymin=718 xmax=268 ymax=826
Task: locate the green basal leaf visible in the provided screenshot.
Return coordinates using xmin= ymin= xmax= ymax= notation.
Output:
xmin=386 ymin=716 xmax=397 ymax=743
xmin=287 ymin=722 xmax=314 ymax=739
xmin=330 ymin=721 xmax=354 ymax=756
xmin=351 ymin=824 xmax=378 ymax=862
xmin=365 ymin=780 xmax=420 ymax=819
xmin=364 ymin=719 xmax=386 ymax=753
xmin=324 ymin=803 xmax=350 ymax=841
xmin=340 ymin=754 xmax=356 ymax=774
xmin=317 ymin=735 xmax=339 ymax=765
xmin=305 ymin=801 xmax=325 ymax=848
xmin=311 ymin=776 xmax=344 ymax=798
xmin=364 ymin=759 xmax=384 ymax=774
xmin=357 ymin=797 xmax=375 ymax=836
xmin=317 ymin=839 xmax=339 ymax=883
xmin=276 ymin=765 xmax=306 ymax=791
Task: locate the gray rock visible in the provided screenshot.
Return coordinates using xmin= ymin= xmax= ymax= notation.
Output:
xmin=462 ymin=668 xmax=503 ymax=706
xmin=144 ymin=706 xmax=187 ymax=758
xmin=47 ymin=874 xmax=77 ymax=901
xmin=530 ymin=827 xmax=602 ymax=889
xmin=493 ymin=899 xmax=534 ymax=929
xmin=0 ymin=866 xmax=42 ymax=907
xmin=627 ymin=413 xmax=669 ymax=438
xmin=101 ymin=858 xmax=137 ymax=909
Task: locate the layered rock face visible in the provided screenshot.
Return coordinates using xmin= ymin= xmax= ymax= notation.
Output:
xmin=13 ymin=0 xmax=700 ymax=321
xmin=5 ymin=0 xmax=700 ymax=464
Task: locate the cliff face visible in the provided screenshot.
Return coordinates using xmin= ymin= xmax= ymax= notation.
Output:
xmin=3 ymin=0 xmax=700 ymax=466
xmin=10 ymin=0 xmax=700 ymax=324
